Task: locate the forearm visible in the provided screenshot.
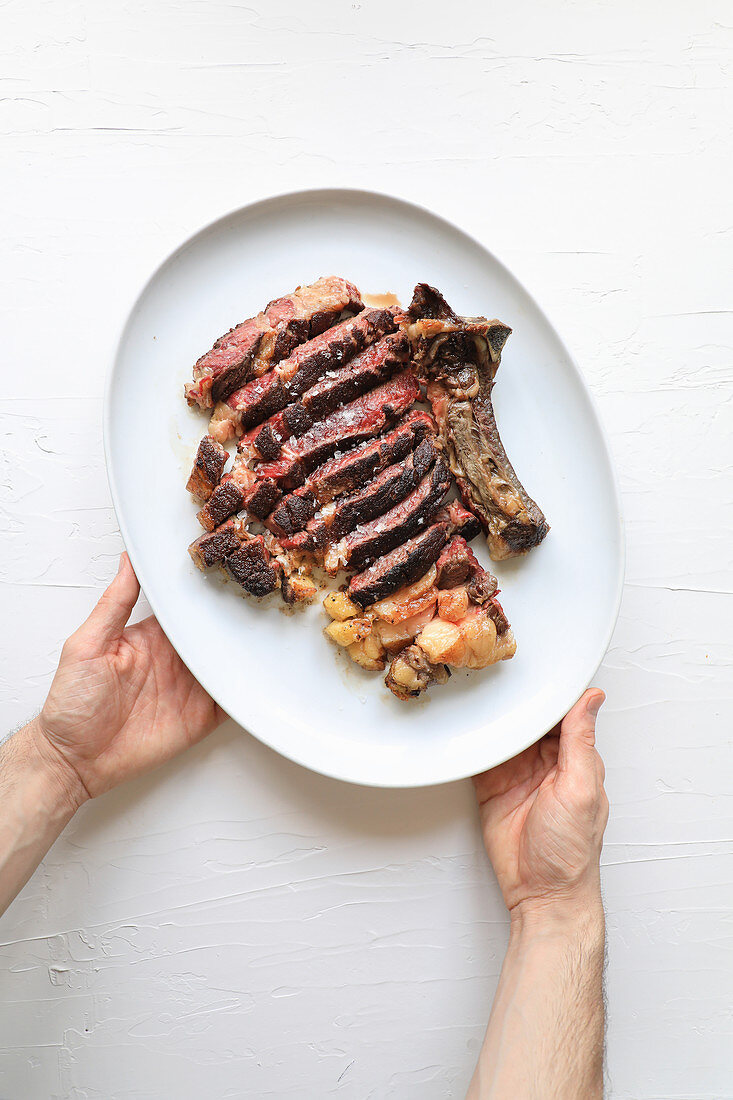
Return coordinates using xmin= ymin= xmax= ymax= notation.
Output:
xmin=0 ymin=719 xmax=85 ymax=917
xmin=468 ymin=897 xmax=606 ymax=1100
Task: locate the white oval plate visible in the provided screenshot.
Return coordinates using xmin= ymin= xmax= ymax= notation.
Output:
xmin=105 ymin=189 xmax=624 ymax=788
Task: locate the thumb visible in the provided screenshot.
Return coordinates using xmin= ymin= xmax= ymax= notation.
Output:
xmin=557 ymin=689 xmax=605 ymax=775
xmin=78 ymin=553 xmax=141 ymax=652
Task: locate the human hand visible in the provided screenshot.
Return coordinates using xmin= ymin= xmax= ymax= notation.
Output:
xmin=473 ymin=689 xmax=608 ymax=923
xmin=28 ymin=553 xmax=225 ymax=807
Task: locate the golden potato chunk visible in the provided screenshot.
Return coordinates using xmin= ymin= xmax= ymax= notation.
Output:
xmin=323 ymin=589 xmax=361 ymax=622
xmin=325 ymin=617 xmax=373 ymax=648
xmin=347 ymin=632 xmax=386 ymax=671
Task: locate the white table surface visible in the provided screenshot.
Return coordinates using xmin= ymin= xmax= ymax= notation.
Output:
xmin=1 ymin=3 xmax=731 ymax=1097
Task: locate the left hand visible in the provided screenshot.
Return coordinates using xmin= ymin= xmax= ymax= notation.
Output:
xmin=29 ymin=553 xmax=225 ymax=805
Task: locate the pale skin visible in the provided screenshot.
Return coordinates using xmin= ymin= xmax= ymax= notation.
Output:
xmin=468 ymin=690 xmax=608 ymax=1098
xmin=0 ymin=555 xmax=609 ymax=1097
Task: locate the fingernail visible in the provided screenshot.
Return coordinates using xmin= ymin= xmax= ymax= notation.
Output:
xmin=587 ymin=692 xmax=605 ymax=717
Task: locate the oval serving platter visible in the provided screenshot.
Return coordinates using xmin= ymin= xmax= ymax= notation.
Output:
xmin=104 ymin=189 xmax=624 ymax=788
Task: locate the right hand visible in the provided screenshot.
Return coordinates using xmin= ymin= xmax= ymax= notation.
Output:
xmin=473 ymin=690 xmax=609 ymax=919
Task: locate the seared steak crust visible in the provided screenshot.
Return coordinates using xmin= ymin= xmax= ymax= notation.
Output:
xmin=253 ymin=333 xmax=410 ymax=460
xmin=225 ymin=536 xmax=281 ymax=597
xmin=245 ymin=477 xmax=282 ymax=520
xmin=256 ymin=370 xmax=421 ymax=489
xmin=333 ymin=459 xmax=451 ymax=572
xmin=197 ymin=481 xmax=246 ymax=532
xmin=218 ymin=306 xmax=397 ymax=434
xmin=304 ymin=410 xmax=434 ymax=504
xmin=349 ymin=521 xmax=451 ymax=608
xmin=404 ymin=283 xmax=461 ymax=324
xmin=266 ymin=488 xmax=319 ymax=538
xmin=286 ymin=438 xmax=439 ymax=553
xmin=186 ymin=276 xmax=363 ymax=409
xmin=196 ymin=465 xmax=280 ymax=530
xmin=186 ymin=435 xmax=228 ymax=502
xmin=188 ymin=521 xmax=242 ymax=570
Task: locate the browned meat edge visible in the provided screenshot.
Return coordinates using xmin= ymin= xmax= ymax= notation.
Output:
xmin=349 ymin=521 xmax=452 ymax=607
xmin=196 ymin=473 xmax=281 ymax=531
xmin=266 ymin=411 xmax=434 ymax=537
xmin=197 ymin=481 xmax=246 ymax=532
xmin=334 ymin=459 xmax=452 ymax=572
xmin=255 ymin=370 xmax=421 ymax=489
xmin=266 ymin=487 xmax=319 ymax=538
xmin=186 ymin=276 xmax=363 ymax=409
xmin=189 ymin=520 xmax=242 ymax=569
xmin=245 ymin=478 xmax=282 ymax=520
xmin=186 ymin=435 xmax=228 ymax=502
xmin=225 ymin=536 xmax=281 ymax=597
xmin=253 ymin=332 xmax=410 ymax=460
xmin=405 ymin=283 xmax=512 ymax=367
xmin=285 ymin=437 xmax=438 ymax=553
xmin=404 ymin=283 xmax=461 ymax=323
xmin=220 ymin=306 xmax=397 ymax=432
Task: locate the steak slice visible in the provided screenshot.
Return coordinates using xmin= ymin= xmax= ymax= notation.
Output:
xmin=265 ymin=412 xmax=434 ymax=538
xmin=256 ymin=370 xmax=421 ymax=489
xmin=434 ymin=500 xmax=483 ymax=543
xmin=435 ymin=536 xmax=483 ymax=589
xmin=186 ymin=276 xmax=363 ymax=411
xmin=245 ymin=477 xmax=282 ymax=520
xmin=252 ymin=332 xmax=410 ymax=460
xmin=188 ymin=519 xmax=242 ymax=570
xmin=197 ymin=479 xmax=248 ymax=532
xmin=327 ymin=459 xmax=451 ymax=573
xmin=264 ymin=276 xmax=362 ymax=342
xmin=266 ymin=486 xmax=319 ymax=538
xmin=212 ymin=306 xmax=397 ymax=437
xmin=307 ymin=410 xmax=434 ymax=503
xmin=225 ymin=535 xmax=281 ymax=597
xmin=349 ymin=521 xmax=452 ymax=608
xmin=286 ymin=437 xmax=439 ymax=553
xmin=186 ymin=435 xmax=228 ymax=502
xmin=195 ymin=462 xmax=279 ymax=531
xmin=247 ymin=411 xmax=289 ymax=463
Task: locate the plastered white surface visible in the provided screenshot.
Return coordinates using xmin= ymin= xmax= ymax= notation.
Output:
xmin=0 ymin=2 xmax=731 ymax=1097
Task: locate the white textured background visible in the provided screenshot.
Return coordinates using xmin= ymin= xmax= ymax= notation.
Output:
xmin=1 ymin=2 xmax=732 ymax=1097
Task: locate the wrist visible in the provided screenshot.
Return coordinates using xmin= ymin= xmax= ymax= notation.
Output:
xmin=509 ymin=886 xmax=605 ymax=944
xmin=18 ymin=717 xmax=89 ymax=815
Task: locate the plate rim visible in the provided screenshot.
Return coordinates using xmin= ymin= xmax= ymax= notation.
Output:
xmin=103 ymin=186 xmax=626 ymax=788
